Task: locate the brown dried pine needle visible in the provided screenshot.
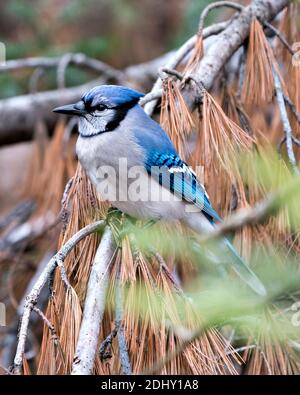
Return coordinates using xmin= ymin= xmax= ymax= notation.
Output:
xmin=160 ymin=78 xmax=194 ymax=160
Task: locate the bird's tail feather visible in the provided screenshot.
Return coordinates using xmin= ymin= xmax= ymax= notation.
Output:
xmin=223 ymin=238 xmax=266 ymax=296
xmin=184 ymin=214 xmax=266 ymax=296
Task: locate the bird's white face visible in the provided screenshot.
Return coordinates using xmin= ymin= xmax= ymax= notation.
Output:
xmin=53 ymin=85 xmax=144 ymax=137
xmin=78 ymin=107 xmax=118 ymax=137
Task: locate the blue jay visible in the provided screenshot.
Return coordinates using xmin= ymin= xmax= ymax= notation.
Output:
xmin=53 ymin=85 xmax=266 ymax=296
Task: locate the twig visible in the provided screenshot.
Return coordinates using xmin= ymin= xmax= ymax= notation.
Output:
xmin=32 ymin=307 xmax=57 ymax=339
xmin=237 ymin=46 xmax=246 ymax=100
xmin=57 ymin=53 xmax=74 ymax=90
xmin=199 ymin=177 xmax=300 ymax=244
xmin=143 ymin=21 xmax=229 ymax=115
xmin=71 ymin=227 xmax=116 ymax=375
xmin=142 ymin=326 xmax=206 ymax=375
xmin=0 ymin=53 xmax=124 ymax=81
xmin=60 ymin=176 xmax=74 ymax=232
xmin=180 ymin=0 xmax=288 ymax=111
xmin=154 ymin=252 xmax=184 ymax=296
xmin=198 ymin=1 xmax=244 ymax=34
xmin=0 ymin=201 xmax=35 ymax=231
xmin=32 ymin=306 xmax=66 ymax=368
xmin=139 ymin=89 xmax=163 ymax=107
xmin=273 ymin=68 xmax=300 ymax=175
xmin=161 ymin=68 xmax=184 ymax=81
xmin=278 ymin=135 xmax=300 ymax=153
xmin=115 ymin=268 xmax=132 ymax=375
xmin=13 ymin=220 xmax=105 ymax=374
xmin=0 ymin=365 xmax=12 ymax=375
xmin=293 ymin=136 xmax=300 ymax=147
xmin=0 ymin=212 xmax=58 ymax=252
xmin=61 ymin=177 xmax=74 ymax=209
xmin=284 ymin=94 xmax=300 ymax=126
xmin=226 ymin=344 xmax=256 ymax=356
xmin=28 ymin=68 xmax=45 ymax=94
xmin=1 ymin=251 xmax=53 ymax=369
xmin=264 ymin=21 xmax=294 ymax=55
xmin=99 ymin=328 xmax=118 ymax=361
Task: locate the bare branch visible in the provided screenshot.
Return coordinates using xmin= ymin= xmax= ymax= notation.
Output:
xmin=0 ymin=53 xmax=173 ymax=145
xmin=13 ymin=220 xmax=105 ymax=374
xmin=199 ymin=177 xmax=300 ymax=244
xmin=115 ymin=268 xmax=132 ymax=375
xmin=0 ymin=53 xmax=124 ymax=81
xmin=56 ymin=53 xmax=74 ymax=90
xmin=32 ymin=307 xmax=57 ymax=339
xmin=284 ymin=94 xmax=300 ymax=126
xmin=139 ymin=89 xmax=163 ymax=107
xmin=197 ymin=1 xmax=244 ymax=34
xmin=0 ymin=78 xmax=104 ymax=146
xmin=273 ymin=68 xmax=300 ymax=175
xmin=264 ymin=21 xmax=295 ymax=55
xmin=143 ymin=21 xmax=229 ymax=115
xmin=161 ymin=68 xmax=184 ymax=81
xmin=0 ymin=212 xmax=57 ymax=252
xmin=72 ymin=227 xmax=116 ymax=375
xmin=0 ymin=201 xmax=35 ymax=232
xmin=181 ymin=0 xmax=289 ymax=110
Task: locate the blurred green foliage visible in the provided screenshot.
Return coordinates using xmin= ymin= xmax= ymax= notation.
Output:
xmin=107 ymin=151 xmax=300 ymax=350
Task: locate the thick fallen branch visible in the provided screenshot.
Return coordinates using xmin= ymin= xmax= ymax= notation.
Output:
xmin=0 ymin=52 xmax=173 ymax=146
xmin=13 ymin=220 xmax=105 ymax=374
xmin=0 ymin=78 xmax=105 ymax=146
xmin=72 ymin=227 xmax=116 ymax=375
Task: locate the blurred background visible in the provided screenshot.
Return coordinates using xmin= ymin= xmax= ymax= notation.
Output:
xmin=0 ymin=0 xmax=222 ymax=98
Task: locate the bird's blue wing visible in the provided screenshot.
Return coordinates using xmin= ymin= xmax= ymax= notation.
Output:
xmin=144 ymin=151 xmax=221 ymax=223
xmin=130 ymin=112 xmax=220 ymax=222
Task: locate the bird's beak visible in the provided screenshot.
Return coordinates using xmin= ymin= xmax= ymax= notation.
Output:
xmin=53 ymin=101 xmax=86 ymax=116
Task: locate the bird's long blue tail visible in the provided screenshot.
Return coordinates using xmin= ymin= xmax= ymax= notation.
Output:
xmin=222 ymin=238 xmax=266 ymax=296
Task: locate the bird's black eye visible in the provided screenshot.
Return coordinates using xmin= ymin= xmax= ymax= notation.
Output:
xmin=96 ymin=104 xmax=106 ymax=111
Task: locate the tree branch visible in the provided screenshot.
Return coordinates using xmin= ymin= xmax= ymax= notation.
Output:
xmin=115 ymin=268 xmax=132 ymax=375
xmin=182 ymin=0 xmax=289 ymax=110
xmin=273 ymin=68 xmax=300 ymax=175
xmin=0 ymin=53 xmax=124 ymax=81
xmin=0 ymin=0 xmax=287 ymax=145
xmin=143 ymin=21 xmax=229 ymax=115
xmin=197 ymin=1 xmax=244 ymax=33
xmin=199 ymin=177 xmax=300 ymax=244
xmin=71 ymin=227 xmax=116 ymax=375
xmin=12 ymin=220 xmax=105 ymax=374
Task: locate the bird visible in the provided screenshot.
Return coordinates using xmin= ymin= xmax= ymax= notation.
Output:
xmin=53 ymin=84 xmax=266 ymax=296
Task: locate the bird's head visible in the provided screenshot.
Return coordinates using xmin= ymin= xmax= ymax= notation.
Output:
xmin=53 ymin=85 xmax=144 ymax=137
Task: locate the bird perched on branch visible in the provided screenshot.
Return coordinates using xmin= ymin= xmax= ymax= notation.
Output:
xmin=53 ymin=85 xmax=266 ymax=296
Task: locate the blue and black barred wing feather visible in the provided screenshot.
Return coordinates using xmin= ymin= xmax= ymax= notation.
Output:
xmin=144 ymin=152 xmax=221 ymax=223
xmin=144 ymin=151 xmax=266 ymax=296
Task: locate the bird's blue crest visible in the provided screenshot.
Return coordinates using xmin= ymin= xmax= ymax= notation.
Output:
xmin=82 ymin=85 xmax=144 ymax=109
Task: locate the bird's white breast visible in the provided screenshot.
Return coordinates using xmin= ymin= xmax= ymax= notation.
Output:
xmin=76 ymin=131 xmax=190 ymax=221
